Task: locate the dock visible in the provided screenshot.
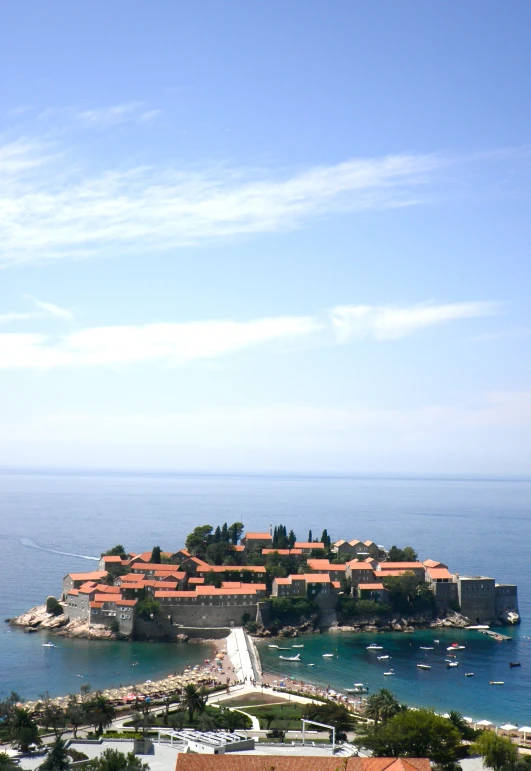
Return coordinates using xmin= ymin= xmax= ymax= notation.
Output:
xmin=478 ymin=629 xmax=513 ymax=641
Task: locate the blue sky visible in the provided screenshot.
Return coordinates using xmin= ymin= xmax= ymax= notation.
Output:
xmin=1 ymin=1 xmax=531 ymax=474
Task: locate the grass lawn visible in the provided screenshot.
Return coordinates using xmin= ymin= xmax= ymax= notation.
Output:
xmin=244 ymin=703 xmax=310 ymax=731
xmin=219 ymin=692 xmax=292 ymax=708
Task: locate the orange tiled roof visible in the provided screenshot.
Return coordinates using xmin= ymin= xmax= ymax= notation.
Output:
xmin=188 ymin=577 xmax=205 ymax=584
xmin=101 ymin=555 xmax=124 ymax=563
xmin=220 ymin=582 xmax=266 ymax=591
xmin=273 ymin=577 xmax=292 ymax=585
xmin=360 ymin=583 xmax=385 ymax=590
xmin=68 ymin=571 xmax=107 ymax=581
xmin=195 ymin=586 xmax=259 ymax=596
xmin=175 ymin=755 xmax=431 ymax=771
xmin=294 ymin=542 xmax=325 ymax=549
xmin=154 ymin=570 xmax=185 ymax=579
xmin=89 ymin=601 xmax=103 ymax=609
xmin=68 ymin=589 xmax=79 ymax=596
xmin=243 ymin=532 xmax=272 ymax=540
xmin=427 ymin=567 xmax=452 ymax=580
xmin=155 ymin=591 xmax=195 ymax=598
xmin=197 ymin=565 xmax=266 ymax=573
xmin=232 ymin=545 xmax=245 ymax=552
xmin=334 ymin=539 xmax=346 ymax=546
xmin=348 ymin=561 xmax=374 ymax=570
xmin=131 ymin=562 xmax=179 ymax=571
xmin=307 ymin=559 xmax=346 ymax=572
xmin=95 ymin=584 xmax=121 ymax=593
xmin=379 ymin=562 xmax=424 ymax=569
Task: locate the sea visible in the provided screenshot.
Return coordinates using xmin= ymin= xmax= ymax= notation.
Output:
xmin=0 ymin=470 xmax=530 ymax=724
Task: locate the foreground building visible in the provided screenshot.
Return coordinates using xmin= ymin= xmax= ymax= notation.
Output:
xmin=175 ymin=756 xmax=431 ymax=771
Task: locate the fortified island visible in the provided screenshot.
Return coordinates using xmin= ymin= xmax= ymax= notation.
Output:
xmin=9 ymin=522 xmax=520 ymax=641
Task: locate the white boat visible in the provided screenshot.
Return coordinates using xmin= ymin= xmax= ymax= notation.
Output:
xmin=489 ymin=681 xmax=504 ymax=685
xmin=42 ymin=642 xmax=56 ymax=648
xmin=446 ymin=661 xmax=459 ymax=668
xmin=292 ymin=644 xmax=304 ymax=648
xmin=279 ymin=653 xmax=301 ymax=661
xmin=307 ymin=663 xmax=315 ymax=667
xmin=323 ymin=653 xmax=334 ymax=658
xmin=377 ymin=655 xmax=390 ymax=660
xmin=268 ymin=644 xmax=279 ymax=648
xmin=447 ymin=645 xmax=466 ymax=651
xmin=348 ymin=683 xmax=369 ymax=693
xmin=465 ymin=673 xmax=475 ymax=677
xmin=420 ymin=646 xmax=434 ymax=650
xmin=277 ymin=647 xmax=291 ymax=651
xmin=367 ymin=644 xmax=383 ymax=650
xmin=383 ymin=670 xmax=395 ymax=676
xmin=417 ymin=663 xmax=431 ymax=670
xmin=434 ymin=639 xmax=440 ymax=643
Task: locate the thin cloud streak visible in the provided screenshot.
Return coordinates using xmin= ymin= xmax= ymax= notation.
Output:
xmin=0 ymin=140 xmax=447 ymax=266
xmin=0 ymin=296 xmax=73 ymax=325
xmin=0 ymin=301 xmax=497 ymax=369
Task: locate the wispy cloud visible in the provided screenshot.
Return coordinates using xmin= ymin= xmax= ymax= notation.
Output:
xmin=0 ymin=139 xmax=447 ymax=266
xmin=0 ymin=296 xmax=73 ymax=326
xmin=76 ymin=102 xmax=146 ymax=127
xmin=331 ymin=301 xmax=500 ymax=341
xmin=0 ymin=300 xmax=497 ymax=369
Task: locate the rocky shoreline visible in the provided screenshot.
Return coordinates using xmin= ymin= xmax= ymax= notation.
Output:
xmin=6 ymin=605 xmax=508 ymax=645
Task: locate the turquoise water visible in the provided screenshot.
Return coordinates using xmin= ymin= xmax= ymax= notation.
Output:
xmin=0 ymin=470 xmax=529 ymax=716
xmin=1 ymin=629 xmax=215 ymax=699
xmin=257 ymin=627 xmax=531 ymax=725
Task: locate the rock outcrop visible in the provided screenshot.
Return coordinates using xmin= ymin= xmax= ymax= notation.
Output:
xmin=9 ymin=605 xmax=67 ymax=630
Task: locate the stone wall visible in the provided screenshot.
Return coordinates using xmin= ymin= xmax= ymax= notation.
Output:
xmin=432 ymin=581 xmax=458 ymax=611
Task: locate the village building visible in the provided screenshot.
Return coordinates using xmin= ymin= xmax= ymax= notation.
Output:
xmin=239 ymin=532 xmax=273 ymax=551
xmin=358 ymin=582 xmax=389 ymax=603
xmin=293 ymin=541 xmax=325 ymax=554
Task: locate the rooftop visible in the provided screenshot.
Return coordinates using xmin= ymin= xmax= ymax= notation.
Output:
xmin=175 ymin=757 xmax=430 ymax=771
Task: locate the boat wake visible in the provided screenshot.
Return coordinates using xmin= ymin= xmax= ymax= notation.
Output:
xmin=19 ymin=538 xmax=98 ymax=561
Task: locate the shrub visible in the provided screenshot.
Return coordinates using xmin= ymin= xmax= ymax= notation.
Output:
xmin=46 ymin=597 xmax=63 ymax=616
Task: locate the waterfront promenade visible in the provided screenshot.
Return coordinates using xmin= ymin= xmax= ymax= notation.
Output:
xmin=226 ymin=627 xmax=262 ymax=684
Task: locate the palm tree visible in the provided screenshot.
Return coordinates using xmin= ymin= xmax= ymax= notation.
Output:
xmin=377 ymin=689 xmax=401 ymax=723
xmin=219 ymin=707 xmax=239 ymax=733
xmin=88 ymin=693 xmax=116 ymax=736
xmin=180 ymin=684 xmax=206 ymax=724
xmin=0 ymin=753 xmax=18 ymax=771
xmin=9 ymin=707 xmax=41 ymax=753
xmin=198 ymin=713 xmax=216 ymax=732
xmin=40 ymin=738 xmax=70 ymax=771
xmin=364 ymin=689 xmax=401 ymax=726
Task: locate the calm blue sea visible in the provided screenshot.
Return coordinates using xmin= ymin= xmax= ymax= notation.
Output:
xmin=0 ymin=470 xmax=529 ymax=722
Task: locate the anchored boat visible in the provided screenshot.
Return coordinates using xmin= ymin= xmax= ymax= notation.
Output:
xmin=279 ymin=653 xmax=301 ymax=661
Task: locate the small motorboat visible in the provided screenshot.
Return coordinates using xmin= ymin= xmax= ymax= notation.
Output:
xmin=509 ymin=662 xmax=522 ymax=667
xmin=292 ymin=644 xmax=304 ymax=648
xmin=279 ymin=653 xmax=301 ymax=661
xmin=446 ymin=661 xmax=459 ymax=668
xmin=447 ymin=644 xmax=466 ymax=651
xmin=367 ymin=644 xmax=383 ymax=650
xmin=42 ymin=642 xmax=56 ymax=648
xmin=490 ymin=681 xmax=504 ymax=685
xmin=465 ymin=673 xmax=475 ymax=677
xmin=420 ymin=646 xmax=434 ymax=650
xmin=268 ymin=644 xmax=279 ymax=648
xmin=346 ymin=683 xmax=369 ymax=693
xmin=307 ymin=663 xmax=315 ymax=667
xmin=417 ymin=663 xmax=431 ymax=670
xmin=434 ymin=639 xmax=440 ymax=644
xmin=277 ymin=647 xmax=291 ymax=651
xmin=323 ymin=653 xmax=334 ymax=658
xmin=377 ymin=655 xmax=390 ymax=660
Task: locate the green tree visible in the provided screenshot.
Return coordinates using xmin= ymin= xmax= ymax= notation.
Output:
xmin=387 ymin=545 xmax=418 ymax=562
xmin=46 ymin=597 xmax=63 ymax=616
xmin=40 ymin=738 xmax=70 ymax=771
xmin=198 ymin=713 xmax=216 ymax=732
xmin=86 ymin=748 xmax=149 ymax=771
xmin=308 ymin=529 xmax=313 ymax=543
xmin=88 ymin=693 xmax=116 ymax=735
xmin=150 ymin=546 xmax=161 ymax=564
xmin=185 ymin=525 xmax=213 ymax=559
xmin=229 ymin=522 xmax=244 ymax=545
xmin=101 ymin=546 xmax=127 ymax=558
xmin=180 ymin=685 xmax=207 ymax=723
xmin=287 ymin=530 xmax=296 ymax=549
xmin=168 ymin=711 xmax=186 ymax=730
xmin=382 ymin=572 xmax=421 ymax=613
xmin=361 ymin=708 xmax=461 ymax=767
xmin=364 ymin=689 xmax=401 ymax=726
xmin=66 ymin=697 xmax=84 ymax=739
xmin=9 ymin=707 xmax=41 ymax=753
xmin=472 ymin=731 xmax=519 ymax=771
xmin=135 ymin=598 xmax=161 ymax=620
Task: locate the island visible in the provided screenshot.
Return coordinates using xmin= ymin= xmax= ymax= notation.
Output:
xmin=8 ymin=521 xmax=520 ymax=641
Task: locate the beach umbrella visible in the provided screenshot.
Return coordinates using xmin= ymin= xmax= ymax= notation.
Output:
xmin=462 ymin=717 xmax=473 ymax=723
xmin=477 ymin=720 xmax=493 ymax=728
xmin=500 ymin=724 xmax=518 ymax=732
xmin=518 ymin=726 xmax=531 ymax=741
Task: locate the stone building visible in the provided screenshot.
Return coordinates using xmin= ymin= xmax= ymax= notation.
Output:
xmin=455 ymin=575 xmax=496 ymax=623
